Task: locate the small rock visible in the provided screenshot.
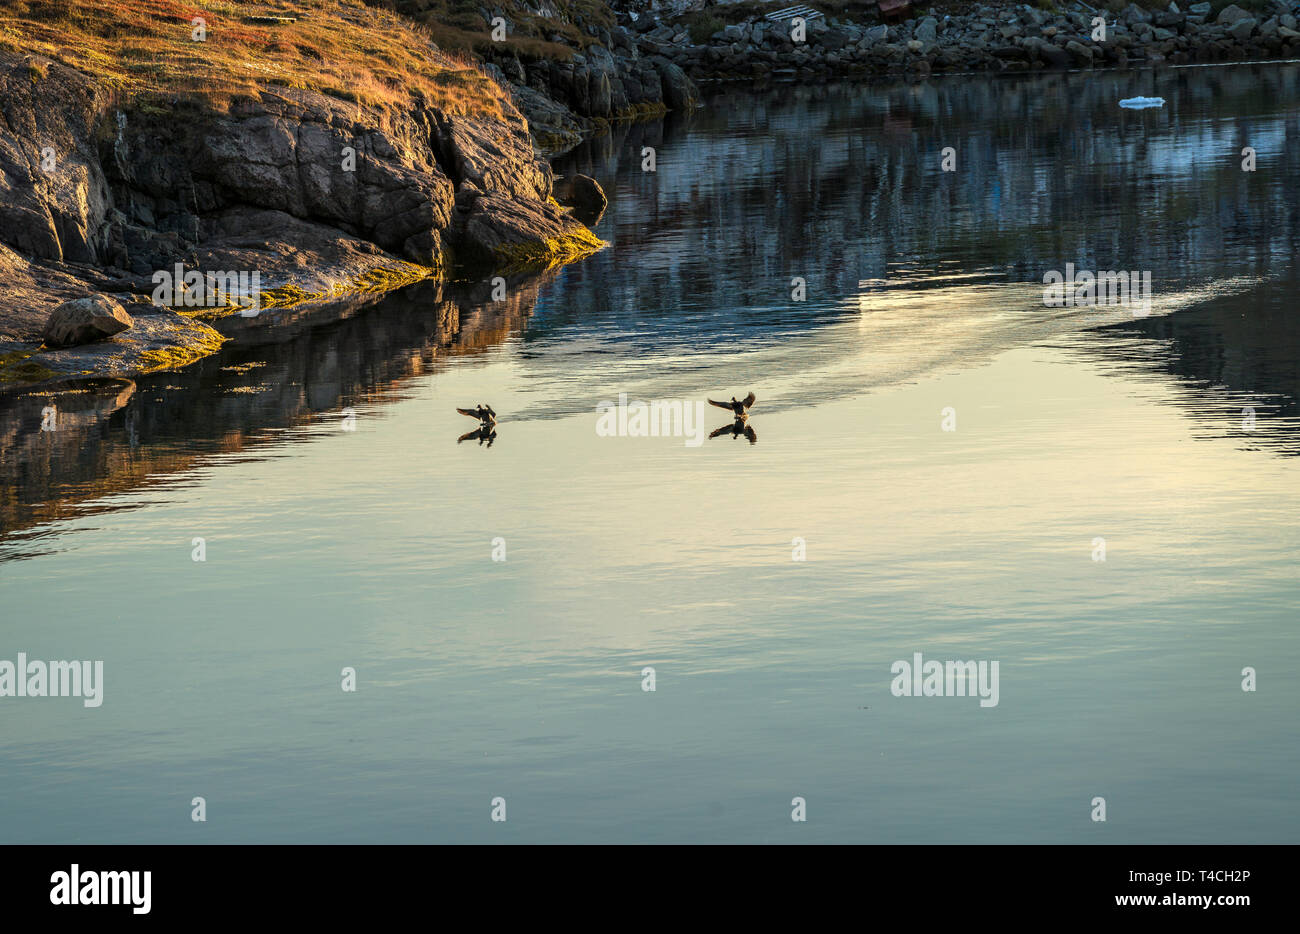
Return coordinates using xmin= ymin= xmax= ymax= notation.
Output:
xmin=43 ymin=295 xmax=133 ymax=348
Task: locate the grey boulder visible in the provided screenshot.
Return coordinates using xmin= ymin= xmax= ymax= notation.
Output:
xmin=43 ymin=295 xmax=133 ymax=348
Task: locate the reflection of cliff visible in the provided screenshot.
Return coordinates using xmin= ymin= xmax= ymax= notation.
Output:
xmin=0 ymin=273 xmax=551 ymax=553
xmin=1087 ymin=270 xmax=1300 ymax=456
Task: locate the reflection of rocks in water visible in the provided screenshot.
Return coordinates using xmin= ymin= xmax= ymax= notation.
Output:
xmin=1090 ymin=271 xmax=1300 ymax=457
xmin=553 ymin=70 xmax=1300 ymax=331
xmin=0 ymin=271 xmax=554 ymax=552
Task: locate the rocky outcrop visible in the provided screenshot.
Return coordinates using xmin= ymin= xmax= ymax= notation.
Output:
xmin=42 ymin=295 xmax=132 ymax=348
xmin=470 ymin=6 xmax=703 ymax=154
xmin=455 ymin=191 xmax=605 ymax=272
xmin=0 ymin=45 xmax=606 ymax=387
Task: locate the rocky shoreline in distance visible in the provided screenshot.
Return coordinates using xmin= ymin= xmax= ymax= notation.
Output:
xmin=623 ymin=1 xmax=1300 ymax=79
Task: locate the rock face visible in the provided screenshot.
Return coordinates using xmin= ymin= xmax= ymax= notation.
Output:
xmin=0 ymin=56 xmax=111 ymax=265
xmin=0 ymin=50 xmax=603 ymax=312
xmin=474 ymin=10 xmax=703 ymax=153
xmin=0 ymin=44 xmax=608 ymax=386
xmin=42 ymin=295 xmax=133 ymax=348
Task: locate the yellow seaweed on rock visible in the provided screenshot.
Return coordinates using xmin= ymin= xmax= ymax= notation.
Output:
xmin=254 ymin=263 xmax=434 ymax=311
xmin=491 ymin=227 xmax=606 ymax=275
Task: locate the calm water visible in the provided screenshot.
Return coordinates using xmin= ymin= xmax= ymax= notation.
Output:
xmin=2 ymin=64 xmax=1298 ymax=843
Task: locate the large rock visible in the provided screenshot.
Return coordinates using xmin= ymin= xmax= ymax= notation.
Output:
xmin=1217 ymin=4 xmax=1253 ymax=24
xmin=1227 ymin=16 xmax=1258 ymax=38
xmin=1123 ymin=3 xmax=1155 ymax=23
xmin=915 ymin=17 xmax=939 ymax=43
xmin=454 ymin=191 xmax=604 ymax=272
xmin=1065 ymin=40 xmax=1096 ymax=63
xmin=42 ymin=295 xmax=133 ymax=347
xmin=552 ymin=174 xmax=607 ymax=225
xmin=1029 ymin=38 xmax=1071 ymax=67
xmin=649 ymin=57 xmax=700 ymax=112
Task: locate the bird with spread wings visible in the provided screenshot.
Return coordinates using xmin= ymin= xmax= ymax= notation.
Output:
xmin=708 ymin=392 xmax=756 ymax=419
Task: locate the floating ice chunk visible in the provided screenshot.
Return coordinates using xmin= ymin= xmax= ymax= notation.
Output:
xmin=1119 ymin=96 xmax=1166 ymax=109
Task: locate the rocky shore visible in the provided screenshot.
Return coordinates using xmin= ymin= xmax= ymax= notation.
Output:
xmin=0 ymin=1 xmax=620 ymax=390
xmin=621 ymin=1 xmax=1300 ymax=78
xmin=383 ymin=0 xmax=1300 ymax=155
xmin=3 ymin=0 xmax=1297 ymax=391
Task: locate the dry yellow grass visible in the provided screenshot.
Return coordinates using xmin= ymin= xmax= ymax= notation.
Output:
xmin=0 ymin=0 xmax=509 ymax=117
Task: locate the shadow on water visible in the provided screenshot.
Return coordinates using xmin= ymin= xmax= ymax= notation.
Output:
xmin=4 ymin=63 xmax=1300 ymax=557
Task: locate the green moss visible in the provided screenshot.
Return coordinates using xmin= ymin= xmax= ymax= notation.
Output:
xmin=0 ymin=350 xmax=56 ymax=385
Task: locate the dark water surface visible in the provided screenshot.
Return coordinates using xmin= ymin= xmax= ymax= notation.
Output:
xmin=1 ymin=64 xmax=1297 ymax=843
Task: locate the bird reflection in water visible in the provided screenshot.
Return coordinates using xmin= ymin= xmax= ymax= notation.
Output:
xmin=457 ymin=424 xmax=498 ymax=446
xmin=709 ymin=417 xmax=757 ymax=444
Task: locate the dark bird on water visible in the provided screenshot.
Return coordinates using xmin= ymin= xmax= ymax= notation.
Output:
xmin=708 ymin=392 xmax=756 ymax=419
xmin=457 ymin=404 xmax=497 ymax=426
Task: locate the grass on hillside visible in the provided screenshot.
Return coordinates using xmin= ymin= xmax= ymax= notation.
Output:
xmin=0 ymin=0 xmax=510 ymax=116
xmin=375 ymin=0 xmax=613 ymax=61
